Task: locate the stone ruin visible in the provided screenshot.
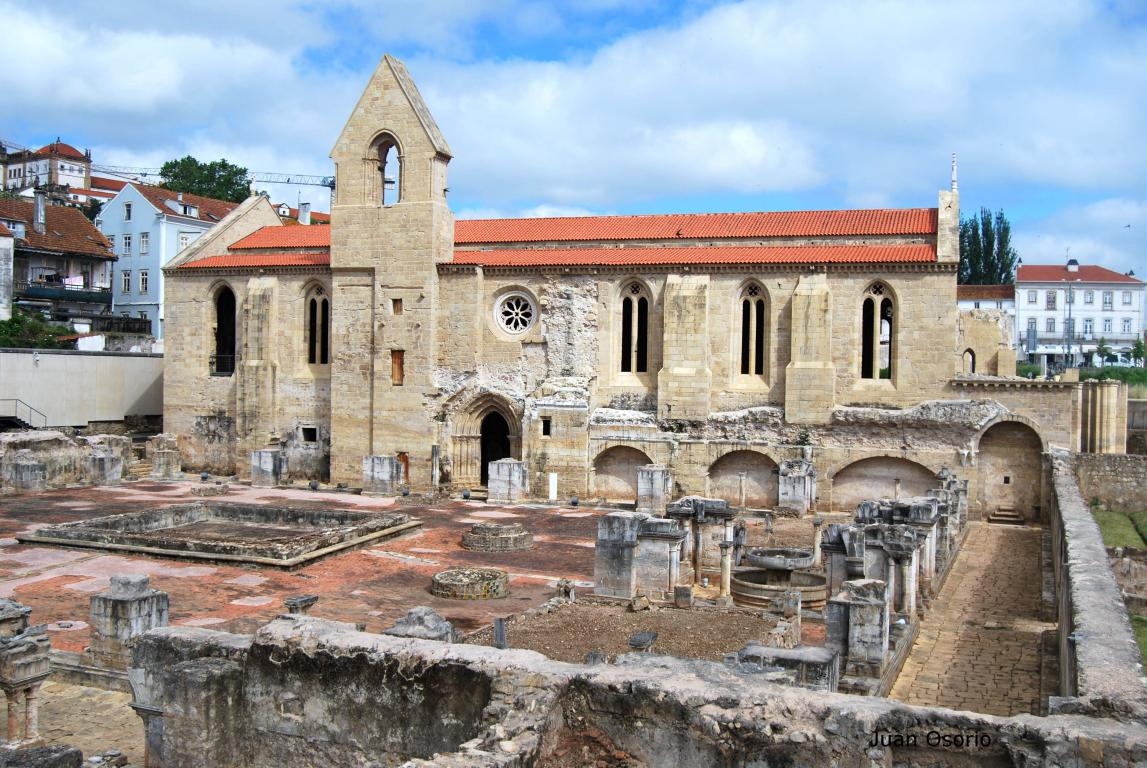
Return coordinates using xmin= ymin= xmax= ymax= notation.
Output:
xmin=431 ymin=568 xmax=510 ymax=600
xmin=589 ymin=467 xmax=969 ymax=698
xmin=0 ymin=599 xmax=51 ymax=745
xmin=0 ymin=431 xmax=134 ymax=493
xmin=88 ymin=576 xmax=169 ymax=672
xmin=460 ymin=521 xmax=533 ymax=552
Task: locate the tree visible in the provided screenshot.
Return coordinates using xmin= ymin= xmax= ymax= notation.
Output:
xmin=159 ymin=156 xmax=250 ymax=204
xmin=1133 ymin=337 xmax=1145 ymax=367
xmin=80 ymin=198 xmax=103 ymax=222
xmin=1095 ymin=337 xmax=1111 ymax=367
xmin=0 ymin=309 xmax=73 ymax=349
xmin=958 ymin=207 xmax=1018 ymax=285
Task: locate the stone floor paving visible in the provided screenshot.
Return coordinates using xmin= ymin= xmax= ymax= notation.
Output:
xmin=38 ymin=680 xmax=144 ymax=765
xmin=888 ymin=521 xmax=1055 ymax=717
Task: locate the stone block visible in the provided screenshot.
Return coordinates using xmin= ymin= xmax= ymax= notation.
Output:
xmin=88 ymin=575 xmax=169 ymax=671
xmin=383 ymin=606 xmax=459 ymax=643
xmin=487 ymin=458 xmax=528 ymax=503
xmin=636 ymin=464 xmax=671 ymax=514
xmin=363 ymin=454 xmax=404 ymax=494
xmin=151 ymin=448 xmax=183 ymax=480
xmin=250 ymin=449 xmax=284 ymax=488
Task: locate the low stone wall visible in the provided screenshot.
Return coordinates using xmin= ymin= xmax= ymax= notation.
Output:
xmin=1075 ymin=453 xmax=1147 ymax=511
xmin=1050 ymin=451 xmax=1147 ymax=718
xmin=0 ymin=430 xmax=131 ymax=492
xmin=132 ymin=615 xmax=1147 ymax=768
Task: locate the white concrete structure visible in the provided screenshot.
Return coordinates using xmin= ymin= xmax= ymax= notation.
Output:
xmin=1015 ymin=260 xmax=1144 ymax=369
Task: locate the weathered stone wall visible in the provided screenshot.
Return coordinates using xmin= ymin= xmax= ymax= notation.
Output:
xmin=1048 ymin=451 xmax=1147 ymax=717
xmin=1075 ymin=453 xmax=1147 ymax=512
xmin=163 ymin=269 xmax=333 ymax=479
xmin=133 ymin=614 xmax=1147 ymax=768
xmin=0 ymin=431 xmax=130 ymax=492
xmin=956 ymin=308 xmax=1015 ymax=376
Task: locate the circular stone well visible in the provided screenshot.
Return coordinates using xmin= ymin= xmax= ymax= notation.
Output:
xmin=460 ymin=522 xmax=533 ymax=552
xmin=730 ymin=569 xmax=827 ymax=610
xmin=744 ymin=547 xmax=815 ymax=570
xmin=431 ymin=567 xmax=510 ymax=600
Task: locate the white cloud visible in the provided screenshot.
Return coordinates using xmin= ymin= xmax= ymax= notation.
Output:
xmin=1014 ymin=198 xmax=1147 ymax=276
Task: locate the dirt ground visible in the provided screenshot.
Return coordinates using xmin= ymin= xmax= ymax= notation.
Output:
xmin=464 ymin=599 xmax=826 ymax=663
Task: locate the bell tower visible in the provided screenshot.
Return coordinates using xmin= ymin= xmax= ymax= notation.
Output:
xmin=327 ymin=55 xmax=455 ymax=487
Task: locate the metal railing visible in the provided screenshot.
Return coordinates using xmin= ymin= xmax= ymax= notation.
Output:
xmin=0 ymin=399 xmax=47 ymax=429
xmin=14 ymin=281 xmax=113 ymax=305
xmin=209 ymin=354 xmax=236 ymax=376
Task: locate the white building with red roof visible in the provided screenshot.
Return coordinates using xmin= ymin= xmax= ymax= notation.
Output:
xmin=1015 ymin=260 xmax=1144 ymax=368
xmin=161 ymin=54 xmax=1128 ymax=516
xmin=0 ymin=139 xmax=91 ymax=193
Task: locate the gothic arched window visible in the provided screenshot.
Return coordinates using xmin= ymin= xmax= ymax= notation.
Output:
xmin=212 ymin=285 xmax=236 ymax=375
xmin=306 ymin=286 xmax=330 ymax=365
xmin=620 ymin=282 xmax=650 ymax=373
xmin=860 ymin=282 xmax=895 ymax=380
xmin=738 ymin=282 xmax=767 ymax=377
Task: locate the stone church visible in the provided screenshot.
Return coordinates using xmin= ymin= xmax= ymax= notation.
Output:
xmin=162 ymin=55 xmax=1126 ymax=520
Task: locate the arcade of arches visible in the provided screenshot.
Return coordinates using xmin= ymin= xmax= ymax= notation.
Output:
xmin=708 ymin=450 xmax=778 ymax=508
xmin=977 ymin=421 xmax=1044 ymax=522
xmin=830 ymin=457 xmax=937 ymax=512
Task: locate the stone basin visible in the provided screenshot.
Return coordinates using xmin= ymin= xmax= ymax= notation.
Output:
xmin=744 ymin=547 xmax=815 ymax=570
xmin=730 ymin=568 xmax=827 ymax=610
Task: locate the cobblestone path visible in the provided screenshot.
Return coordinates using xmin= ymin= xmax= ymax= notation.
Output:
xmin=888 ymin=521 xmax=1054 ymax=716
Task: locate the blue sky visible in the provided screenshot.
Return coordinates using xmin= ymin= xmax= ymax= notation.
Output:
xmin=1 ymin=0 xmax=1145 ymax=275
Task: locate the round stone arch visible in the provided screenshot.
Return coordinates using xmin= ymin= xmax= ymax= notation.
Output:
xmin=708 ymin=449 xmax=779 ymax=508
xmin=828 ymin=456 xmax=938 ymax=512
xmin=975 ymin=418 xmax=1046 ymax=522
xmin=447 ymin=393 xmax=523 ymax=488
xmin=367 ymin=130 xmax=404 ymax=206
xmin=593 ymin=445 xmax=654 ymax=502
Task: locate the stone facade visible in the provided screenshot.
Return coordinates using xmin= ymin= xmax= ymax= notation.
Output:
xmin=162 ymin=54 xmax=1125 ymax=520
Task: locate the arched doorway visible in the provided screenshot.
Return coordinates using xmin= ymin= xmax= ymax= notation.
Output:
xmin=479 ymin=411 xmax=511 ymax=485
xmin=593 ymin=446 xmax=653 ymax=502
xmin=830 ymin=457 xmax=937 ymax=512
xmin=708 ymin=450 xmax=778 ymax=508
xmin=978 ymin=421 xmax=1044 ymax=522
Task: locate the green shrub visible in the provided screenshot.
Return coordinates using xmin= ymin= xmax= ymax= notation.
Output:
xmin=1017 ymin=362 xmax=1042 ymax=379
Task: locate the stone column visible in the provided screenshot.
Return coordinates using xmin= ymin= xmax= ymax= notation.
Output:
xmin=737 ymin=471 xmax=747 ymax=509
xmin=250 ymin=449 xmax=283 ymax=488
xmin=636 ymin=465 xmax=671 ymax=515
xmin=23 ymin=683 xmax=39 ymax=741
xmin=88 ymin=575 xmax=169 ymax=671
xmin=488 ymin=459 xmax=528 ymax=503
xmin=842 ymin=579 xmax=890 ymax=678
xmin=811 ymin=517 xmax=824 ymax=567
xmin=719 ymin=542 xmax=732 ymax=598
xmin=5 ymin=690 xmax=17 ymax=742
xmin=362 ymin=455 xmax=403 ymax=494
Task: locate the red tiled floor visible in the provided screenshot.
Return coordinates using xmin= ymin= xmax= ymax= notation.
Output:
xmin=0 ymin=482 xmax=602 ymax=650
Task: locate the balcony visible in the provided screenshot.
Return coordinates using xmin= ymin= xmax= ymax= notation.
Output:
xmin=89 ymin=315 xmax=153 ymax=335
xmin=14 ymin=280 xmax=112 ymax=306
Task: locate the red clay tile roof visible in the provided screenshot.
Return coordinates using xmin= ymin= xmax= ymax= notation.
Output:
xmin=229 ymin=225 xmax=332 ymax=250
xmin=133 ymin=184 xmax=239 ymax=223
xmin=36 ymin=142 xmax=86 ymax=161
xmin=91 ymin=177 xmax=127 ymax=192
xmin=956 ymin=284 xmax=1015 ymax=300
xmin=1017 ymin=265 xmax=1143 ymax=285
xmin=0 ymin=199 xmax=113 ymax=259
xmin=180 ymin=252 xmax=331 ymax=269
xmin=452 ymin=244 xmax=935 ymax=267
xmin=455 ymin=208 xmax=937 ymax=244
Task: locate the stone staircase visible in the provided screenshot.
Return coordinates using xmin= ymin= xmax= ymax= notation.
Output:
xmin=987 ymin=505 xmax=1026 ymax=526
xmin=128 ymin=459 xmax=154 ymax=481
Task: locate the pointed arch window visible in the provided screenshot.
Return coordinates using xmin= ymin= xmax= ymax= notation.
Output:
xmin=211 ymin=286 xmax=236 ymax=376
xmin=860 ymin=282 xmax=894 ymax=380
xmin=375 ymin=136 xmax=401 ymax=206
xmin=306 ymin=286 xmax=330 ymax=365
xmin=738 ymin=283 xmax=767 ymax=377
xmin=620 ymin=282 xmax=649 ymax=373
